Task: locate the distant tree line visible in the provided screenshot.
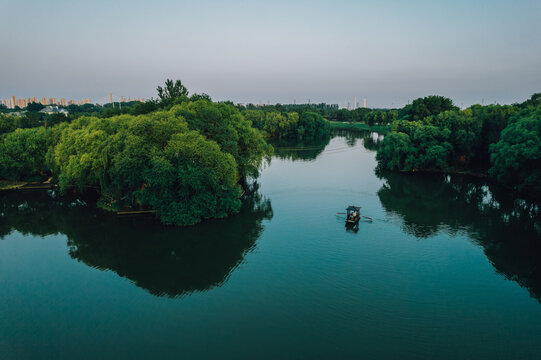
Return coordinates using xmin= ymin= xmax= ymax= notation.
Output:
xmin=243 ymin=102 xmax=397 ymax=127
xmin=243 ymin=110 xmax=330 ymax=140
xmin=376 ymin=94 xmax=541 ymax=199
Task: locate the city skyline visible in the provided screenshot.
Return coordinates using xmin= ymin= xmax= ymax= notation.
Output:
xmin=0 ymin=94 xmax=147 ymax=109
xmin=1 ymin=0 xmax=540 ymax=107
xmin=2 ymin=93 xmax=373 ymax=110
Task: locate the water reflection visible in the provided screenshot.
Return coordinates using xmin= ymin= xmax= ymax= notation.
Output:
xmin=270 ymin=130 xmax=383 ymax=162
xmin=332 ymin=129 xmax=384 ymax=150
xmin=377 ymin=171 xmax=541 ymax=301
xmin=270 ymin=136 xmax=331 ymax=161
xmin=0 ymin=185 xmax=273 ymax=298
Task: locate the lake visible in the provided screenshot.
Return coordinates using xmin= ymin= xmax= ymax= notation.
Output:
xmin=1 ymin=130 xmax=540 ymax=359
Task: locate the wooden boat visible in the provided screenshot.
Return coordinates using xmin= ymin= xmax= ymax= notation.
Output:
xmin=345 ymin=206 xmax=361 ymax=226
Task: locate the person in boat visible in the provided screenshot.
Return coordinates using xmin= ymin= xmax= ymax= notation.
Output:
xmin=352 ymin=210 xmax=357 ymax=219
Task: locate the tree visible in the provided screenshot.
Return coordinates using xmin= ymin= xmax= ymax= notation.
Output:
xmin=130 ymin=100 xmax=158 ymax=115
xmin=400 ymin=95 xmax=458 ymax=121
xmin=26 ymin=102 xmax=45 ymax=112
xmin=139 ymin=131 xmax=241 ymax=225
xmin=157 ymin=79 xmax=189 ymax=107
xmin=0 ymin=114 xmax=15 ymax=135
xmin=0 ymin=127 xmax=52 ymax=181
xmin=171 ymin=100 xmax=271 ymax=178
xmin=489 ymin=109 xmax=541 ymax=197
xmin=376 ymin=132 xmax=414 ymax=171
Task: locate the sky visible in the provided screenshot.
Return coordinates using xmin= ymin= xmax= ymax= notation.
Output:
xmin=1 ymin=0 xmax=540 ymax=108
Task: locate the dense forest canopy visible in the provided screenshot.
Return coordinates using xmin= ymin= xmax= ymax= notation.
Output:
xmin=376 ymin=94 xmax=541 ymax=199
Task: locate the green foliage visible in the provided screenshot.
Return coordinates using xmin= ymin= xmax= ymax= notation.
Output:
xmin=189 ymin=93 xmax=212 ymax=102
xmin=377 ymin=94 xmax=541 ymax=198
xmin=376 ymin=132 xmax=413 ymax=171
xmin=365 ymin=109 xmax=397 ymax=126
xmin=26 ymin=102 xmax=45 ymax=112
xmin=157 ymin=79 xmax=189 ymax=107
xmin=0 ymin=114 xmax=16 ymax=135
xmin=171 ymin=100 xmax=272 ymax=178
xmin=298 ymin=111 xmax=330 ymax=138
xmin=262 ymin=111 xmax=291 ymax=138
xmin=378 ymin=121 xmax=453 ymax=172
xmin=489 ymin=109 xmax=541 ymax=197
xmin=244 ymin=110 xmax=266 ymax=130
xmin=44 ymin=102 xmax=270 ymax=225
xmin=0 ymin=127 xmax=52 ymax=181
xmin=129 ymin=100 xmax=159 ymax=115
xmin=399 ymin=95 xmax=458 ymax=121
xmin=0 ymin=79 xmax=273 ymax=227
xmin=469 ymin=104 xmax=519 ymax=166
xmin=517 ymin=93 xmax=541 ymax=108
xmin=244 ymin=109 xmax=330 ymax=140
xmin=49 ymin=112 xmax=233 ymax=224
xmin=139 ymin=131 xmax=241 ymax=225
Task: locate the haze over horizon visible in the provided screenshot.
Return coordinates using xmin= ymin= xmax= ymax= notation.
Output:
xmin=1 ymin=0 xmax=540 ymax=108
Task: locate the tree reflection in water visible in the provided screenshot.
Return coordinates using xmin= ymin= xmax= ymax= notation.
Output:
xmin=270 ymin=129 xmax=384 ymax=162
xmin=377 ymin=171 xmax=541 ymax=301
xmin=0 ymin=184 xmax=272 ymax=298
xmin=332 ymin=129 xmax=384 ymax=150
xmin=270 ymin=136 xmax=331 ymax=161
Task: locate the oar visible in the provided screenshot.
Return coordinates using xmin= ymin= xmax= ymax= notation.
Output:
xmin=336 ymin=212 xmax=346 ymax=214
xmin=361 ymin=215 xmax=373 ymax=221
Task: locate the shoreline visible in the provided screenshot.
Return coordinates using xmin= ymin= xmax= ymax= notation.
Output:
xmin=329 ymin=121 xmax=390 ymax=133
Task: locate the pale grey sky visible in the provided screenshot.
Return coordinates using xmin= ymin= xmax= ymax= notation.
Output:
xmin=1 ymin=0 xmax=540 ymax=107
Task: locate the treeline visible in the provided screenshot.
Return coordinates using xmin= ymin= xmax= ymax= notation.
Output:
xmin=0 ymin=111 xmax=68 ymax=134
xmin=0 ymin=80 xmax=273 ymax=226
xmin=376 ymin=94 xmax=541 ymax=198
xmin=246 ymin=103 xmax=397 ymax=127
xmin=243 ymin=110 xmax=330 ymax=140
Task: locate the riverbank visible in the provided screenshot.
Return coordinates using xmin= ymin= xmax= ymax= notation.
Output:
xmin=398 ymin=167 xmax=488 ymax=179
xmin=0 ymin=178 xmax=56 ymax=191
xmin=329 ymin=121 xmax=390 ymax=133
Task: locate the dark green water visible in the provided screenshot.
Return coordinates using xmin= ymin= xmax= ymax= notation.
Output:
xmin=1 ymin=130 xmax=540 ymax=359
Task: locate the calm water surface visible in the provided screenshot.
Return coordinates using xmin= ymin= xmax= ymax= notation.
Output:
xmin=1 ymin=130 xmax=540 ymax=359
